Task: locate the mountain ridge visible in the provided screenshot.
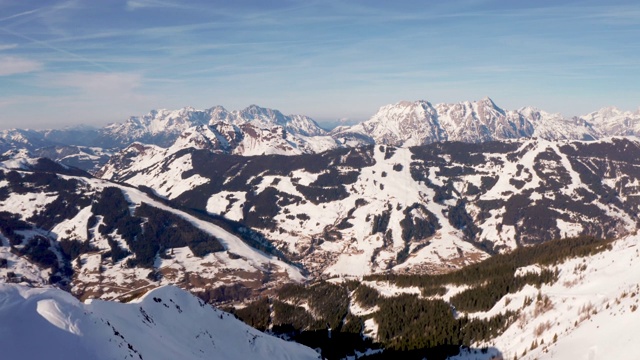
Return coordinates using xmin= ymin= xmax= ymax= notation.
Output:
xmin=0 ymin=283 xmax=319 ymax=360
xmin=4 ymin=98 xmax=640 ymax=164
xmin=97 ymin=136 xmax=640 ymax=278
xmin=0 ymin=152 xmax=304 ymax=302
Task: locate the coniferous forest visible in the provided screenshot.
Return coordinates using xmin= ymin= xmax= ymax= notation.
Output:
xmin=225 ymin=236 xmax=612 ymax=359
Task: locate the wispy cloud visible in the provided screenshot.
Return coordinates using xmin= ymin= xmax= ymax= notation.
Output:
xmin=0 ymin=43 xmax=17 ymax=51
xmin=0 ymin=56 xmax=42 ymax=75
xmin=0 ymin=1 xmax=78 ymax=36
xmin=0 ymin=26 xmax=111 ymax=71
xmin=126 ymin=0 xmax=198 ymax=11
xmin=41 ymin=71 xmax=143 ymax=95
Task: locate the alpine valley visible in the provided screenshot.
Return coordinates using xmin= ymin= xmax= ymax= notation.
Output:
xmin=2 ymin=97 xmax=640 ymax=359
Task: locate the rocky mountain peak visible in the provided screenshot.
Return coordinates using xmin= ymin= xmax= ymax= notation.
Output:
xmin=476 ymin=96 xmax=505 ymax=115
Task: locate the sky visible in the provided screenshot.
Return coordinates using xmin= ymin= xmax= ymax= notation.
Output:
xmin=0 ymin=0 xmax=639 ymax=130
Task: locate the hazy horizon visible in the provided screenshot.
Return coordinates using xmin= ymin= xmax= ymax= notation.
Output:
xmin=1 ymin=0 xmax=639 ymax=130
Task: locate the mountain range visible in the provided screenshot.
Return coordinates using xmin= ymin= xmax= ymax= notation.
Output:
xmin=3 ymin=97 xmax=640 ymax=358
xmin=97 ymin=137 xmax=640 ymax=278
xmin=3 ymin=98 xmax=640 ymax=172
xmin=0 ymin=155 xmax=303 ymax=302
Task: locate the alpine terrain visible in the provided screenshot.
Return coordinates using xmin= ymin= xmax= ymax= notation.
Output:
xmin=2 ymin=97 xmax=640 ymax=359
xmin=0 ymin=283 xmax=319 ymax=360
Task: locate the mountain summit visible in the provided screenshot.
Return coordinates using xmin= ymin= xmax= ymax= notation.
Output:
xmin=330 ymin=98 xmax=614 ymax=145
xmin=95 ymin=105 xmax=327 ymax=149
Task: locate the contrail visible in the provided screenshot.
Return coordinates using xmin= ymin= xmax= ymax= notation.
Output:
xmin=0 ymin=9 xmax=39 ymax=23
xmin=0 ymin=26 xmax=112 ymax=72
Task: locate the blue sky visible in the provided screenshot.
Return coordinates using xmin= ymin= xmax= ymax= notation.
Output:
xmin=0 ymin=0 xmax=639 ymax=129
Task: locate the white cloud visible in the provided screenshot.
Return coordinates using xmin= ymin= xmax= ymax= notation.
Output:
xmin=0 ymin=44 xmax=17 ymax=51
xmin=126 ymin=0 xmax=156 ymax=10
xmin=0 ymin=56 xmax=42 ymax=76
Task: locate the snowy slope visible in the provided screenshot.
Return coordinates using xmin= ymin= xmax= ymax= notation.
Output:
xmin=0 ymin=153 xmax=304 ymax=301
xmin=0 ymin=284 xmax=319 ymax=360
xmin=32 ymin=145 xmax=114 ymax=173
xmin=98 ymin=137 xmax=640 ymax=279
xmin=443 ymin=233 xmax=640 ymax=360
xmin=340 ymin=234 xmax=640 ymax=360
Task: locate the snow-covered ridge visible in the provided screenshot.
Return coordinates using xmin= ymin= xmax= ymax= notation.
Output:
xmin=445 ymin=233 xmax=640 ymax=360
xmin=0 ymin=158 xmax=304 ymax=301
xmin=0 ymin=284 xmax=319 ymax=360
xmin=98 ymin=136 xmax=640 ymax=278
xmin=3 ymin=98 xmax=640 ymax=172
xmin=98 ymin=104 xmax=329 ymax=149
xmin=330 ymin=97 xmax=636 ymax=146
xmin=90 ymin=98 xmax=640 ymax=175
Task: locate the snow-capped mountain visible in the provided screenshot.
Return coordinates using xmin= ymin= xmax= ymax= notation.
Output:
xmin=95 ymin=106 xmax=212 ymax=148
xmin=0 ymin=105 xmax=335 ymax=170
xmin=97 ymin=136 xmax=640 ymax=277
xmin=0 ymin=127 xmax=111 ymax=172
xmin=0 ymin=283 xmax=319 ymax=360
xmin=233 ymin=104 xmax=328 ymax=137
xmin=0 ymin=126 xmax=103 ymax=151
xmin=5 ymin=100 xmax=640 ymax=358
xmin=95 ymin=104 xmax=330 ymax=149
xmin=95 ymin=99 xmax=640 ymax=187
xmin=0 ymin=128 xmax=59 ymax=152
xmin=330 ymin=97 xmax=608 ymax=146
xmin=580 ymin=106 xmax=640 ymax=137
xmin=30 ymin=146 xmax=113 ymax=173
xmin=0 ymin=153 xmax=303 ymax=302
xmin=84 ymin=99 xmax=640 ymax=151
xmin=5 ymin=99 xmax=640 ymax=173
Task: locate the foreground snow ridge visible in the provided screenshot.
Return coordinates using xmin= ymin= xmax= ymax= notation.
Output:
xmin=0 ymin=284 xmax=319 ymax=360
xmin=445 ymin=234 xmax=640 ymax=360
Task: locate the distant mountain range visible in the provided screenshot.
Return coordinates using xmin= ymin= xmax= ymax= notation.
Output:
xmin=2 ymin=98 xmax=640 ymax=172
